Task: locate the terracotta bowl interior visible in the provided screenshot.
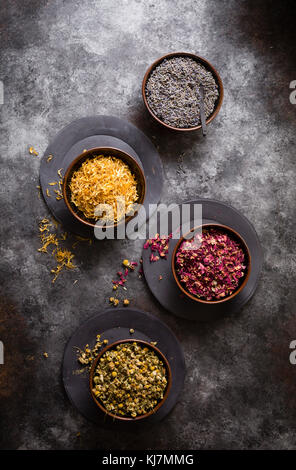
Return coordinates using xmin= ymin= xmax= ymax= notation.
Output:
xmin=63 ymin=147 xmax=146 ymax=229
xmin=89 ymin=338 xmax=172 ymax=422
xmin=142 ymin=51 xmax=224 ymax=131
xmin=172 ymin=224 xmax=251 ymax=304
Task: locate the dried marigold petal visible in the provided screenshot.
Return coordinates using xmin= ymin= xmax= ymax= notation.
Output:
xmin=144 ymin=233 xmax=172 ymax=262
xmin=29 ymin=146 xmax=38 ymax=156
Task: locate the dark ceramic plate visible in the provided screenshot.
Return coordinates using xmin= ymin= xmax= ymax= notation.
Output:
xmin=142 ymin=198 xmax=263 ymax=321
xmin=62 ymin=308 xmax=186 ymax=428
xmin=39 ymin=116 xmax=163 ymax=237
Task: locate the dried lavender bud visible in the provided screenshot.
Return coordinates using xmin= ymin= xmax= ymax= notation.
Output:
xmin=146 ymin=56 xmax=219 ymax=128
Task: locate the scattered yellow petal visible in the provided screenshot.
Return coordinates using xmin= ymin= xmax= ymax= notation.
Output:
xmin=51 ymin=249 xmax=76 ymax=283
xmin=47 ymin=154 xmax=53 ymax=162
xmin=109 ymin=297 xmax=119 ymax=307
xmin=38 ymin=233 xmax=58 ymax=253
xmin=60 ymin=232 xmax=67 ymax=240
xmin=43 ymin=352 xmax=48 ymax=358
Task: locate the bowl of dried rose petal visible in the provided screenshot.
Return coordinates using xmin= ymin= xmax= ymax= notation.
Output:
xmin=89 ymin=339 xmax=172 ymax=421
xmin=172 ymin=224 xmax=251 ymax=304
xmin=63 ymin=147 xmax=146 ymax=229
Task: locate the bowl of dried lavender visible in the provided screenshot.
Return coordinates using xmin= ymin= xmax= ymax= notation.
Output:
xmin=172 ymin=224 xmax=251 ymax=304
xmin=63 ymin=147 xmax=146 ymax=229
xmin=89 ymin=339 xmax=172 ymax=421
xmin=142 ymin=52 xmax=223 ymax=131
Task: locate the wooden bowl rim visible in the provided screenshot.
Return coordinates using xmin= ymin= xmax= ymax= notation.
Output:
xmin=62 ymin=147 xmax=146 ymax=229
xmin=171 ymin=223 xmax=251 ymax=304
xmin=89 ymin=338 xmax=172 ymax=421
xmin=142 ymin=51 xmax=224 ymax=132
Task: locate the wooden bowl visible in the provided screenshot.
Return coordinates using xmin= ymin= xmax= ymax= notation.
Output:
xmin=62 ymin=147 xmax=146 ymax=229
xmin=89 ymin=339 xmax=172 ymax=421
xmin=142 ymin=51 xmax=224 ymax=132
xmin=171 ymin=224 xmax=251 ymax=304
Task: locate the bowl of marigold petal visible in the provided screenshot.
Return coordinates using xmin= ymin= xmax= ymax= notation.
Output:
xmin=89 ymin=339 xmax=172 ymax=421
xmin=172 ymin=224 xmax=251 ymax=304
xmin=142 ymin=52 xmax=223 ymax=132
xmin=63 ymin=147 xmax=146 ymax=229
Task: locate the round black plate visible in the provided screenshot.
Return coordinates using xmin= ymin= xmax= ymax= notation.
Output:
xmin=62 ymin=308 xmax=185 ymax=428
xmin=142 ymin=198 xmax=263 ymax=321
xmin=40 ymin=116 xmax=163 ymax=237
